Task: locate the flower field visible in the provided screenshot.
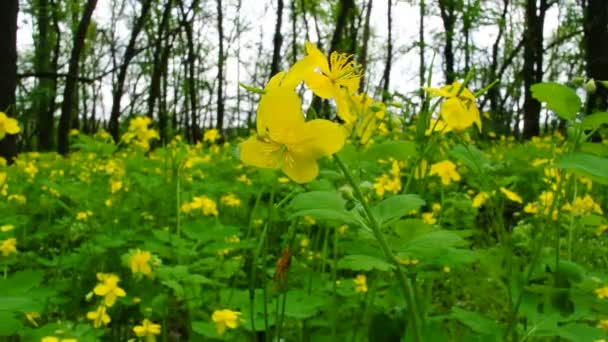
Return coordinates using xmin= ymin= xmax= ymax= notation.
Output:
xmin=2 ymin=42 xmax=608 ymax=342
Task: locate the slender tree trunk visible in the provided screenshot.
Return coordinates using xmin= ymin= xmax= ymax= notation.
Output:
xmin=522 ymin=0 xmax=548 ymax=139
xmin=269 ymin=0 xmax=284 ymax=79
xmin=216 ymin=0 xmax=225 ymax=130
xmin=291 ymin=0 xmax=297 ymax=64
xmin=381 ymin=0 xmax=393 ymax=101
xmin=58 ymin=0 xmax=98 ymax=155
xmin=359 ymin=0 xmax=373 ymax=92
xmin=583 ymin=0 xmax=608 ymax=114
xmin=108 ymin=0 xmax=153 ymax=142
xmin=487 ymin=0 xmax=509 ymax=133
xmin=419 ymin=0 xmax=425 ymax=88
xmin=0 ymin=0 xmax=18 ymax=161
xmin=34 ymin=0 xmax=56 ymax=151
xmin=328 ymin=0 xmax=355 ymax=53
xmin=438 ymin=0 xmax=456 ymax=84
xmin=179 ymin=0 xmax=202 ymax=142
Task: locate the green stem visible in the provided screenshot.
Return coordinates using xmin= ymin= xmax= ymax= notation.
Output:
xmin=334 ymin=155 xmax=423 ymax=342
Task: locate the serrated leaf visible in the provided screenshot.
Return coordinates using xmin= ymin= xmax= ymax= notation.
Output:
xmin=372 ymin=194 xmax=425 ymax=226
xmin=337 ymin=254 xmax=394 ymax=271
xmin=450 ymin=307 xmax=503 ymax=336
xmin=531 ymin=82 xmax=581 ymax=120
xmin=288 ymin=191 xmax=346 ymax=212
xmin=581 ymin=112 xmax=608 ymax=130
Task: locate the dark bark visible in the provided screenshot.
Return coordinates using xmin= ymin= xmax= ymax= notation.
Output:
xmin=216 ymin=0 xmax=225 ymax=130
xmin=359 ymin=0 xmax=373 ymax=91
xmin=328 ymin=0 xmax=355 ymax=53
xmin=291 ymin=0 xmax=297 ymax=64
xmin=34 ymin=0 xmax=56 ymax=151
xmin=148 ymin=0 xmax=174 ymax=142
xmin=179 ymin=0 xmax=202 ymax=142
xmin=582 ymin=0 xmax=608 ymax=114
xmin=419 ymin=0 xmax=425 ymax=88
xmin=269 ymin=0 xmax=285 ymax=79
xmin=0 ymin=0 xmax=18 ymax=162
xmin=522 ymin=0 xmax=549 ymax=139
xmin=57 ymin=0 xmax=98 ymax=155
xmin=486 ymin=0 xmax=509 ymax=133
xmin=381 ymin=0 xmax=392 ymax=101
xmin=108 ymin=0 xmax=153 ymax=142
xmin=438 ymin=0 xmax=456 ymax=84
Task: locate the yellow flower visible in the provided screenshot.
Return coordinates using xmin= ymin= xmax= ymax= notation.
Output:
xmin=69 ymin=129 xmax=80 ymax=136
xmin=302 ymin=41 xmax=362 ymax=124
xmin=236 ymin=174 xmax=252 ymax=185
xmin=562 ymin=194 xmax=603 ymax=216
xmin=239 ymin=87 xmax=346 ymax=183
xmin=595 ymin=286 xmax=608 ymax=299
xmin=0 ymin=112 xmax=20 ymax=140
xmin=87 ymin=305 xmax=111 ymax=328
xmin=203 ymin=129 xmax=220 ymax=143
xmin=599 ymin=320 xmax=608 ymax=332
xmin=129 ymin=249 xmax=152 ymax=276
xmin=26 ymin=312 xmax=39 ymax=327
xmin=93 ymin=273 xmax=126 ymax=307
xmin=1 ymin=238 xmax=17 ymax=256
xmin=425 ymin=119 xmax=452 ymax=135
xmin=211 ymin=309 xmax=242 ymax=335
xmin=499 ymin=187 xmax=523 ymax=204
xmin=121 ymin=116 xmax=159 ymax=151
xmin=76 ymin=211 xmax=93 ymax=221
xmin=524 ymin=202 xmax=538 ymax=214
xmin=1 ymin=224 xmax=14 ymax=232
xmin=41 ymin=337 xmax=77 ymax=342
xmin=220 ymin=193 xmax=241 ymax=208
xmin=182 ymin=196 xmax=218 ymax=216
xmin=421 ymin=212 xmax=437 ymax=225
xmin=423 ymin=82 xmax=481 ymax=131
xmin=133 ymin=319 xmax=161 ymax=341
xmin=429 ymin=160 xmax=461 ymax=185
xmin=110 ymin=180 xmax=123 ymax=194
xmin=354 ymin=274 xmax=368 ymax=293
xmin=351 ymin=93 xmax=383 ymax=143
xmin=8 ymin=194 xmax=26 ymax=204
xmin=472 ymin=192 xmax=490 ymax=208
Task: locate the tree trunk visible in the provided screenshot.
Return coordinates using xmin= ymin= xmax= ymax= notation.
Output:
xmin=216 ymin=0 xmax=225 ymax=131
xmin=328 ymin=0 xmax=355 ymax=53
xmin=34 ymin=0 xmax=56 ymax=151
xmin=58 ymin=0 xmax=98 ymax=155
xmin=269 ymin=0 xmax=284 ymax=79
xmin=381 ymin=0 xmax=392 ymax=101
xmin=359 ymin=0 xmax=373 ymax=92
xmin=0 ymin=0 xmax=18 ymax=162
xmin=419 ymin=0 xmax=425 ymax=88
xmin=438 ymin=0 xmax=456 ymax=84
xmin=108 ymin=0 xmax=153 ymax=142
xmin=583 ymin=0 xmax=608 ymax=114
xmin=179 ymin=0 xmax=202 ymax=142
xmin=522 ymin=0 xmax=548 ymax=139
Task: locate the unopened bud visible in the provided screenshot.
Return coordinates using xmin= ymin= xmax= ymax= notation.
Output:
xmin=585 ymin=79 xmax=597 ymax=93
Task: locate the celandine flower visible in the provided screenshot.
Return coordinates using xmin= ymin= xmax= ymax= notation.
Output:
xmin=424 ymin=82 xmax=481 ymax=132
xmin=239 ymin=87 xmax=346 ymax=183
xmin=0 ymin=112 xmax=20 ymax=140
xmin=302 ymin=42 xmax=362 ymax=124
xmin=87 ymin=305 xmax=111 ymax=328
xmin=129 ymin=249 xmax=152 ymax=276
xmin=430 ymin=160 xmax=461 ymax=186
xmin=133 ymin=319 xmax=161 ymax=342
xmin=212 ymin=309 xmax=242 ymax=335
xmin=93 ymin=273 xmax=126 ymax=307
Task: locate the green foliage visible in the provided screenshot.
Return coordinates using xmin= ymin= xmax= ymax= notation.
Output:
xmin=531 ymin=82 xmax=581 ymax=120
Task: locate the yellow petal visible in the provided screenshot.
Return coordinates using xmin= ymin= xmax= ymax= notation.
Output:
xmin=290 ymin=120 xmax=346 ymax=160
xmin=5 ymin=118 xmax=19 ymax=134
xmin=440 ymin=98 xmax=475 ymax=131
xmin=281 ymin=57 xmax=314 ymax=89
xmin=281 ymin=153 xmax=319 ymax=184
xmin=334 ymin=88 xmax=357 ymax=125
xmin=239 ymin=136 xmax=280 ymax=169
xmin=423 ymin=87 xmax=454 ymax=98
xmin=266 ymin=71 xmax=286 ymax=90
xmin=304 ymin=72 xmax=335 ymax=99
xmin=256 ymin=88 xmax=305 ymax=140
xmin=305 ymin=41 xmax=330 ymax=75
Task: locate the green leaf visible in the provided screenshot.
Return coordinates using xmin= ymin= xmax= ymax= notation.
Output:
xmin=450 ymin=307 xmax=503 ymax=336
xmin=288 ymin=191 xmax=346 ymax=212
xmin=449 ymin=144 xmax=491 ymax=173
xmin=364 ymin=141 xmax=417 ymax=161
xmin=337 ymin=254 xmax=394 ymax=271
xmin=531 ymin=82 xmax=581 ymax=120
xmin=556 ymin=152 xmax=608 ymax=184
xmin=581 ymin=112 xmax=608 ymax=130
xmin=283 ymin=290 xmax=329 ymax=319
xmin=372 ymin=194 xmax=425 ymax=226
xmin=289 ymin=209 xmax=361 ymax=225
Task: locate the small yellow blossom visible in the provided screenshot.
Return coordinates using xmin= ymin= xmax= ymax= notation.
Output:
xmin=500 ymin=187 xmax=523 ymax=204
xmin=562 ymin=195 xmax=603 ymax=216
xmin=93 ymin=273 xmax=126 ymax=307
xmin=236 ymin=174 xmax=252 ymax=186
xmin=110 ymin=180 xmax=123 ymax=194
xmin=1 ymin=238 xmax=17 ymax=256
xmin=430 ymin=160 xmax=461 ymax=185
xmin=41 ymin=337 xmax=77 ymax=342
xmin=338 ymin=225 xmax=348 ymax=235
xmin=26 ymin=312 xmax=40 ymax=327
xmin=278 ymin=177 xmax=290 ymax=183
xmin=422 ymin=212 xmax=437 ymax=225
xmin=203 ymin=129 xmax=220 ymax=143
xmin=1 ymin=224 xmax=14 ymax=232
xmin=133 ymin=319 xmax=161 ymax=341
xmin=212 ymin=309 xmax=242 ymax=335
xmin=76 ymin=210 xmax=93 ymax=221
xmin=181 ymin=196 xmax=218 ymax=216
xmin=354 ymin=274 xmax=368 ymax=293
xmin=87 ymin=305 xmax=111 ymax=328
xmin=129 ymin=249 xmax=152 ymax=276
xmin=423 ymin=82 xmax=481 ymax=132
xmin=0 ymin=112 xmax=20 ymax=140
xmin=220 ymin=193 xmax=241 ymax=208
xmin=8 ymin=194 xmax=26 ymax=204
xmin=599 ymin=320 xmax=608 ymax=333
xmin=595 ymin=286 xmax=608 ymax=299
xmin=472 ymin=192 xmax=490 ymax=208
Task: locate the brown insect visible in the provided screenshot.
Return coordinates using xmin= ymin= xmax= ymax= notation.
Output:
xmin=272 ymin=248 xmax=292 ymax=291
